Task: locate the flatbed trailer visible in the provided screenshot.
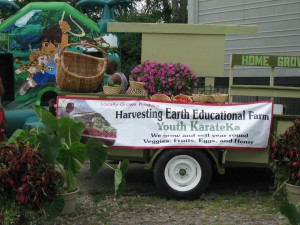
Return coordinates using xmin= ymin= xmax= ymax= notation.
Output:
xmin=54 ymin=93 xmax=297 ymax=199
xmin=54 ymin=53 xmax=300 ymax=199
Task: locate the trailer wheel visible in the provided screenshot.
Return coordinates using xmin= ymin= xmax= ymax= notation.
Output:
xmin=153 ymin=149 xmax=213 ymax=200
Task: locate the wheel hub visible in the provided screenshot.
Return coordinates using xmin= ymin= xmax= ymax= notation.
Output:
xmin=164 ymin=155 xmax=202 ymax=192
xmin=179 ymin=168 xmax=187 ymax=176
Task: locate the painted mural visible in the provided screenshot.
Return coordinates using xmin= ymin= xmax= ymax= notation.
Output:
xmin=0 ymin=2 xmax=120 ymax=109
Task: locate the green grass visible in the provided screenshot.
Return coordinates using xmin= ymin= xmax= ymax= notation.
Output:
xmin=5 ymin=188 xmax=287 ymax=225
xmin=84 ymin=189 xmax=285 ymax=225
xmin=3 ymin=167 xmax=290 ymax=225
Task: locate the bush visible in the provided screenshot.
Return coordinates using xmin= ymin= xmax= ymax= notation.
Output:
xmin=0 ymin=142 xmax=63 ymax=209
xmin=130 ymin=61 xmax=197 ymax=96
xmin=270 ymin=119 xmax=300 ymax=187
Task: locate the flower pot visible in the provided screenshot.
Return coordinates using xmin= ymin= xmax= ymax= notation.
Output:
xmin=0 ymin=213 xmax=4 ymax=225
xmin=61 ymin=187 xmax=79 ymax=214
xmin=285 ymin=182 xmax=300 ymax=212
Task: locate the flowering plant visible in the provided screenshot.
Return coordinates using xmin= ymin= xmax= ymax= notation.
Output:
xmin=130 ymin=61 xmax=197 ymax=96
xmin=270 ymin=119 xmax=300 ymax=186
xmin=0 ymin=142 xmax=63 ymax=209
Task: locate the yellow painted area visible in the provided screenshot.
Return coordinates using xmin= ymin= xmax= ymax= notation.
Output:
xmin=141 ymin=33 xmax=224 ymax=77
xmin=108 ymin=22 xmax=257 ymax=78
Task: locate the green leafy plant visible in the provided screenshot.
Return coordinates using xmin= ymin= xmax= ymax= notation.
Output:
xmin=0 ymin=141 xmax=64 ymax=222
xmin=270 ymin=119 xmax=300 ymax=187
xmin=107 ymin=80 xmax=121 ymax=87
xmin=280 ymin=198 xmax=300 ymax=225
xmin=7 ymin=106 xmax=104 ymax=194
xmin=0 ymin=198 xmax=29 ymax=225
xmin=270 ymin=119 xmax=300 ymax=223
xmin=7 ymin=105 xmax=128 ymax=197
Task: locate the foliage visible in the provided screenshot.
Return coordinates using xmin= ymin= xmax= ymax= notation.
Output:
xmin=270 ymin=119 xmax=300 ymax=223
xmin=114 ymin=159 xmax=129 ymax=198
xmin=0 ymin=199 xmax=29 ymax=225
xmin=118 ymin=32 xmax=142 ymax=76
xmin=7 ymin=105 xmax=107 ymax=193
xmin=0 ymin=142 xmax=63 ymax=210
xmin=107 ymin=80 xmax=120 ymax=87
xmin=117 ymin=12 xmax=161 ymax=76
xmin=280 ymin=198 xmax=300 ymax=225
xmin=270 ymin=119 xmax=300 ymax=187
xmin=130 ymin=61 xmax=197 ymax=96
xmin=132 ymin=0 xmax=187 ymax=23
xmin=7 ymin=105 xmax=128 ymax=199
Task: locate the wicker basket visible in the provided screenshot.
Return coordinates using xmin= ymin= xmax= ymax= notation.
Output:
xmin=126 ymin=86 xmax=147 ymax=96
xmin=192 ymin=94 xmax=211 ymax=103
xmin=172 ymin=94 xmax=193 ymax=102
xmin=126 ymin=81 xmax=147 ymax=96
xmin=103 ymin=85 xmax=122 ymax=95
xmin=56 ymin=43 xmax=108 ymax=93
xmin=210 ymin=93 xmax=229 ymax=103
xmin=129 ymin=81 xmax=145 ymax=88
xmin=150 ymin=94 xmax=171 ymax=101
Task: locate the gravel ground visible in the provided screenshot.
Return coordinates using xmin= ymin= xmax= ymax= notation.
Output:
xmin=47 ymin=161 xmax=289 ymax=225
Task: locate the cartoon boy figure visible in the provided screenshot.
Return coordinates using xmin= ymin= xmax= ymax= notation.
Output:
xmin=18 ymin=21 xmax=70 ymax=95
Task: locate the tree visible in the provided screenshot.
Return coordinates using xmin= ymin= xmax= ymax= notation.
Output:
xmin=0 ymin=0 xmax=20 ymax=23
xmin=138 ymin=0 xmax=187 ymax=23
xmin=117 ymin=12 xmax=164 ymax=75
xmin=76 ymin=0 xmax=131 ymax=33
xmin=116 ymin=0 xmax=188 ymax=75
xmin=171 ymin=0 xmax=187 ymax=23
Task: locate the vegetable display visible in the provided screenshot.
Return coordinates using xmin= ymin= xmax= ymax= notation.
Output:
xmin=172 ymin=95 xmax=193 ymax=103
xmin=73 ymin=113 xmax=117 ymax=143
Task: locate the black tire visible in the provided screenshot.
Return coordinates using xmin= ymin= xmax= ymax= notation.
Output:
xmin=153 ymin=149 xmax=213 ymax=200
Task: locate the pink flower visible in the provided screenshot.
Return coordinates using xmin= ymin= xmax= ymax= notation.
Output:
xmin=130 ymin=61 xmax=197 ymax=97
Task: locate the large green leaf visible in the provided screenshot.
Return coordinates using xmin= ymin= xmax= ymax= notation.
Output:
xmin=43 ymin=195 xmax=65 ymax=220
xmin=114 ymin=160 xmax=129 ymax=198
xmin=33 ymin=105 xmax=58 ymax=132
xmin=37 ymin=133 xmax=61 ymax=164
xmin=59 ymin=141 xmax=86 ymax=174
xmin=280 ymin=199 xmax=300 ymax=225
xmin=56 ymin=117 xmax=86 ymax=144
xmin=85 ymin=138 xmax=108 ymax=175
xmin=6 ymin=128 xmax=38 ymax=145
xmin=6 ymin=129 xmax=27 ymax=144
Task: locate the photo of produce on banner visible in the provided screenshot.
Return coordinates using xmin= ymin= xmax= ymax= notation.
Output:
xmin=58 ymin=99 xmax=117 ymax=146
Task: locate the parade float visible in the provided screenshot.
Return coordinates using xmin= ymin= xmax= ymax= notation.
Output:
xmin=0 ymin=2 xmax=300 ymax=202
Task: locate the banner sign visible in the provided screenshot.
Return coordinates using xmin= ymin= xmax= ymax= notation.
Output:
xmin=57 ymin=97 xmax=273 ymax=150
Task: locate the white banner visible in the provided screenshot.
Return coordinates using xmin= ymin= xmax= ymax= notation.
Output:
xmin=57 ymin=97 xmax=273 ymax=149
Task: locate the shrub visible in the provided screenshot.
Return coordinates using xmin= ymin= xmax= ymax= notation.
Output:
xmin=0 ymin=142 xmax=63 ymax=209
xmin=130 ymin=61 xmax=197 ymax=96
xmin=270 ymin=119 xmax=300 ymax=187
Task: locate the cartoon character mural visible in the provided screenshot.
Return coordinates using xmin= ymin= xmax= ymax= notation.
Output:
xmin=17 ymin=19 xmax=71 ymax=95
xmin=0 ymin=2 xmax=105 ymax=109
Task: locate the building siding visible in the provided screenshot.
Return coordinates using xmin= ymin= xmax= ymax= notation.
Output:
xmin=188 ymin=0 xmax=300 ymax=115
xmin=188 ymin=0 xmax=300 ymax=77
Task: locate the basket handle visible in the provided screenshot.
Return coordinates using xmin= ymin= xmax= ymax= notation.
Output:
xmin=60 ymin=42 xmax=108 ymax=60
